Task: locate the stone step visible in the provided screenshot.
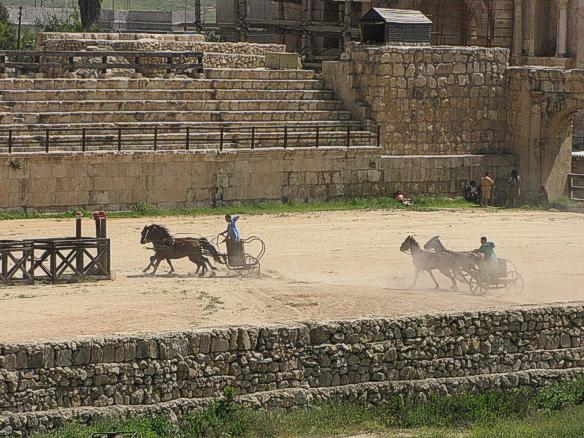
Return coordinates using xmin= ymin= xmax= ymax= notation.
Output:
xmin=203 ymin=68 xmax=317 ymax=80
xmin=1 ymin=120 xmax=364 ymax=130
xmin=0 ymin=78 xmax=326 ymax=91
xmin=1 ymin=110 xmax=355 ymax=124
xmin=1 ymin=88 xmax=335 ymax=102
xmin=1 ymin=99 xmax=344 ymax=113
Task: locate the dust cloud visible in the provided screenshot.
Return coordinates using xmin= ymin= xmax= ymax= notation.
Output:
xmin=0 ymin=209 xmax=583 ymax=343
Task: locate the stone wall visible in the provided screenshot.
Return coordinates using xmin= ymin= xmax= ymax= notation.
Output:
xmin=0 ymin=149 xmax=514 ymax=212
xmin=322 ymin=44 xmax=510 ymax=156
xmin=504 ymin=67 xmax=584 ymax=197
xmin=37 ymin=33 xmax=286 ymax=70
xmin=1 ymin=303 xmax=584 ymax=436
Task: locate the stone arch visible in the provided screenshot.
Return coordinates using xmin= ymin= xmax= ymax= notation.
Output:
xmin=541 ymin=101 xmax=583 ymax=198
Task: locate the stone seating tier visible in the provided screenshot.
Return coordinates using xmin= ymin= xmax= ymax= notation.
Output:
xmin=0 ymin=69 xmax=374 ymax=153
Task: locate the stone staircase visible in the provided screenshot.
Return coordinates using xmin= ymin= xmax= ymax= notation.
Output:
xmin=0 ymin=69 xmax=376 ymax=153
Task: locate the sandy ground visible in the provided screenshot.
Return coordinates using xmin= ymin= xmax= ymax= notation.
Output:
xmin=1 ymin=209 xmax=583 ymax=343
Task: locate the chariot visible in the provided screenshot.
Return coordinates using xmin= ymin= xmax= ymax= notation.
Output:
xmin=215 ymin=235 xmax=266 ymax=277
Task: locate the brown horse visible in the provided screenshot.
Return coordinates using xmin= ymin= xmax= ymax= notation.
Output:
xmin=400 ymin=235 xmax=459 ymax=290
xmin=140 ymin=224 xmax=225 ymax=277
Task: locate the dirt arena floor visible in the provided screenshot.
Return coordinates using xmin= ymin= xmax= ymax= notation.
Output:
xmin=1 ymin=209 xmax=583 ymax=343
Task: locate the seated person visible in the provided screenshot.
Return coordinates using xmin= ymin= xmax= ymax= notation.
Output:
xmin=465 ymin=181 xmax=480 ymax=204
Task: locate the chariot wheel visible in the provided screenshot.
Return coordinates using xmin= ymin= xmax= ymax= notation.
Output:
xmin=506 ymin=270 xmax=525 ymax=294
xmin=469 ymin=271 xmax=489 ymax=296
xmin=234 ymin=254 xmax=260 ymax=278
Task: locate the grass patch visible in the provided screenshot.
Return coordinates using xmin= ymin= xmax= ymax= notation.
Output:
xmin=31 ymin=378 xmax=584 ymax=438
xmin=0 ymin=196 xmax=481 ymax=222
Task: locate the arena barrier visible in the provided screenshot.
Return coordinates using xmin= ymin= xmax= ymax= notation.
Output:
xmin=0 ymin=212 xmax=111 ymax=284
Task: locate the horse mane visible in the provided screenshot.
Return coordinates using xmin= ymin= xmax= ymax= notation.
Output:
xmin=150 ymin=224 xmax=173 ymax=239
xmin=428 ymin=236 xmax=447 ymax=252
xmin=407 ymin=235 xmax=420 ymax=250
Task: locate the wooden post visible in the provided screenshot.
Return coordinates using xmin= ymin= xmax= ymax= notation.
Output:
xmin=220 ymin=126 xmax=224 ymax=151
xmin=49 ymin=241 xmax=56 ymax=282
xmin=75 ymin=211 xmax=84 ymax=275
xmin=166 ymin=56 xmax=172 ymax=75
xmin=315 ymin=126 xmax=319 ymax=148
xmin=283 ymin=126 xmax=288 ymax=149
xmin=82 ymin=128 xmax=86 ymax=152
xmin=45 ymin=129 xmax=50 ymax=153
xmin=102 ymin=55 xmax=108 ymax=75
xmin=376 ymin=125 xmax=381 ymax=148
xmin=8 ymin=129 xmax=12 ymax=154
xmin=93 ymin=211 xmax=107 ymax=239
xmin=117 ymin=128 xmax=122 ymax=151
xmin=0 ymin=54 xmax=5 ymax=74
xmin=346 ymin=126 xmax=351 ymax=147
xmin=251 ymin=126 xmax=255 ymax=149
xmin=154 ymin=126 xmax=158 ymax=151
xmin=186 ymin=127 xmax=190 ymax=150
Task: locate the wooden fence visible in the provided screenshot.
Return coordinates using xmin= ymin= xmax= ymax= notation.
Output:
xmin=0 ymin=237 xmax=111 ymax=284
xmin=568 ymin=173 xmax=584 ymax=202
xmin=0 ymin=50 xmax=204 ymax=76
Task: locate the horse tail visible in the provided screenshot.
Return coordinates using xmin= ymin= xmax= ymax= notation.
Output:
xmin=199 ymin=238 xmax=227 ymax=265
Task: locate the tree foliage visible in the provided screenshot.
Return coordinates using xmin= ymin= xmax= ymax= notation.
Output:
xmin=0 ymin=2 xmax=10 ymax=25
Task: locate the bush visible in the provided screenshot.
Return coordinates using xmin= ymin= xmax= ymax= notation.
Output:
xmin=131 ymin=202 xmax=161 ymax=215
xmin=35 ymin=10 xmax=85 ymax=33
xmin=535 ymin=378 xmax=584 ymax=411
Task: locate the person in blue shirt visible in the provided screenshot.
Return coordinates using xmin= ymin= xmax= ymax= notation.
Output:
xmin=222 ymin=214 xmax=240 ymax=241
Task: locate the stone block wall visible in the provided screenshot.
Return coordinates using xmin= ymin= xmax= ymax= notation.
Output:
xmin=380 ymin=154 xmax=516 ymax=203
xmin=0 ymin=149 xmax=514 ymax=212
xmin=1 ymin=304 xmax=584 ymax=436
xmin=322 ymin=44 xmax=510 ymax=156
xmin=504 ymin=67 xmax=584 ymax=196
xmin=38 ymin=32 xmax=287 ymax=70
xmin=36 ymin=33 xmax=208 ymax=47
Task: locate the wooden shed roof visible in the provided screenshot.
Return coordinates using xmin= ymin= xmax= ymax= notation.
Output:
xmin=360 ymin=8 xmax=432 ymax=25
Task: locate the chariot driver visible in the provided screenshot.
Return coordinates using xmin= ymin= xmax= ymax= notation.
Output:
xmin=221 ymin=214 xmax=241 ymax=242
xmin=474 ymin=236 xmax=498 ymax=278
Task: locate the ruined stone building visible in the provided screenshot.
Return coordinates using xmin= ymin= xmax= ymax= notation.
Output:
xmin=216 ymin=0 xmax=584 ymax=69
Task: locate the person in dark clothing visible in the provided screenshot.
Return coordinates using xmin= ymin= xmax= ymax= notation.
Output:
xmin=506 ymin=170 xmax=522 ymax=208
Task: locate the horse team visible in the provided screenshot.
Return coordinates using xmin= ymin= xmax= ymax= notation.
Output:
xmin=140 ymin=222 xmax=491 ymax=292
xmin=400 ymin=236 xmax=485 ymax=291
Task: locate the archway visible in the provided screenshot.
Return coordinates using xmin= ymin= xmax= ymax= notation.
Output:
xmin=542 ymin=106 xmax=583 ymax=199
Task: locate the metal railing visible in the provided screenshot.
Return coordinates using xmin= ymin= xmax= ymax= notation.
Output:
xmin=0 ymin=237 xmax=111 ymax=284
xmin=568 ymin=173 xmax=584 ymax=202
xmin=0 ymin=50 xmax=204 ymax=76
xmin=0 ymin=124 xmax=382 ymax=153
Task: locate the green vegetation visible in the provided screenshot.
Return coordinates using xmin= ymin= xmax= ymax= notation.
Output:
xmin=0 ymin=1 xmax=36 ymax=49
xmin=0 ymin=196 xmax=479 ymax=221
xmin=1 ymin=0 xmax=217 ymax=22
xmin=30 ymin=378 xmax=584 ymax=438
xmin=2 ymin=195 xmax=580 ymax=222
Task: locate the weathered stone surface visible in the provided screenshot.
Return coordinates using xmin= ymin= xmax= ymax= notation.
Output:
xmin=1 ymin=304 xmax=584 ymax=437
xmin=0 ymin=150 xmax=515 ymax=211
xmin=323 ymin=44 xmax=510 ymax=156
